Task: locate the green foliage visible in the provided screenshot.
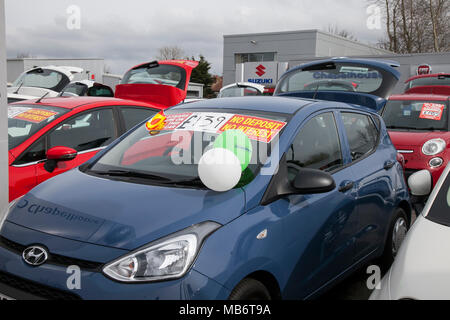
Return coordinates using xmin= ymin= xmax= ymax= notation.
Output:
xmin=190 ymin=55 xmax=215 ymax=98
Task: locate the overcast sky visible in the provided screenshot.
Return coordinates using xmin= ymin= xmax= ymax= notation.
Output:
xmin=5 ymin=0 xmax=385 ymax=75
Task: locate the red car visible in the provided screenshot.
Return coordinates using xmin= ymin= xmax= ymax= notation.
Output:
xmin=404 ymin=73 xmax=450 ymax=95
xmin=382 ymin=93 xmax=450 ymax=187
xmin=8 ymin=60 xmax=199 ymax=202
xmin=8 ymin=97 xmax=162 ymax=202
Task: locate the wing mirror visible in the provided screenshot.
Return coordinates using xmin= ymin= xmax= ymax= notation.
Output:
xmin=261 ymin=154 xmax=336 ymax=205
xmin=408 ymin=170 xmax=432 ymax=196
xmin=292 ymin=168 xmax=336 ymax=194
xmin=44 ymin=146 xmax=78 ymax=173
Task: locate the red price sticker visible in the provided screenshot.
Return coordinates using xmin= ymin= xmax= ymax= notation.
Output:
xmin=419 ymin=103 xmax=445 ymax=121
xmin=218 ymin=115 xmax=287 ymax=143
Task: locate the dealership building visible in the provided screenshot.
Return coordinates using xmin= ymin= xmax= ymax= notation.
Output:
xmin=223 ymin=29 xmax=450 ymax=94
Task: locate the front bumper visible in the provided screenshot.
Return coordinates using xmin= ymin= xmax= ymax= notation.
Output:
xmin=0 ymin=223 xmax=229 ymax=300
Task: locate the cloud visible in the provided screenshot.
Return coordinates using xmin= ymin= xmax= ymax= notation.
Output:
xmin=5 ymin=0 xmax=385 ymax=75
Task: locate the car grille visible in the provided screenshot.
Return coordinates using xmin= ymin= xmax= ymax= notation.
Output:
xmin=0 ymin=236 xmax=103 ymax=272
xmin=0 ymin=271 xmax=81 ymax=300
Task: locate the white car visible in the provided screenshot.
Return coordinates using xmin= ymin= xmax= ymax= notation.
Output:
xmin=218 ymin=82 xmax=265 ymax=98
xmin=371 ymin=165 xmax=450 ymax=300
xmin=7 ymin=66 xmax=83 ymax=103
xmin=59 ymin=80 xmax=114 ymax=97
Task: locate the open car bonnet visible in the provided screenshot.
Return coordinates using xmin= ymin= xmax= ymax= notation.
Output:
xmin=274 ymin=58 xmax=401 ymax=111
xmin=115 ymin=60 xmax=199 ymax=108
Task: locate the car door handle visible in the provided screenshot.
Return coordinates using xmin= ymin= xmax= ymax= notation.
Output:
xmin=384 ymin=161 xmax=395 ymax=170
xmin=339 ymin=181 xmax=354 ymax=193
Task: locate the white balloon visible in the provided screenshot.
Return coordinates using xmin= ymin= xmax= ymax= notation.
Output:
xmin=198 ymin=148 xmax=242 ymax=192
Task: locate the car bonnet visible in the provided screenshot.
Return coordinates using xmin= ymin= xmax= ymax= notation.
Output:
xmin=4 ymin=169 xmax=246 ymax=251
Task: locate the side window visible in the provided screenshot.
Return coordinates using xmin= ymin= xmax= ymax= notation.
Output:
xmin=49 ymin=109 xmax=116 ymax=152
xmin=121 ymin=108 xmax=158 ymax=131
xmin=15 ymin=138 xmax=46 ymax=165
xmin=341 ymin=112 xmax=379 ymax=161
xmin=287 ymin=112 xmax=343 ymax=176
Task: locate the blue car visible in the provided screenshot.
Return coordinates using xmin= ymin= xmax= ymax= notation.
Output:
xmin=0 ymin=59 xmax=410 ymax=300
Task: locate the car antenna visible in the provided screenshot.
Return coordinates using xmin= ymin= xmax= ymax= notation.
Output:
xmin=35 ymin=92 xmax=50 ymax=103
xmin=13 ymin=81 xmax=23 ymax=94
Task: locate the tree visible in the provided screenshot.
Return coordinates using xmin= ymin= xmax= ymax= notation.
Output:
xmin=190 ymin=55 xmax=215 ymax=98
xmin=156 ymin=46 xmax=185 ymax=60
xmin=16 ymin=52 xmax=33 ymax=58
xmin=369 ymin=0 xmax=449 ymax=53
xmin=326 ymin=25 xmax=359 ymax=42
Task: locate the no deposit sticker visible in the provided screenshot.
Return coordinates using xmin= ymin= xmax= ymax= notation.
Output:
xmin=163 ymin=112 xmax=287 ymax=143
xmin=419 ymin=103 xmax=445 ymax=121
xmin=11 ymin=108 xmax=59 ymax=123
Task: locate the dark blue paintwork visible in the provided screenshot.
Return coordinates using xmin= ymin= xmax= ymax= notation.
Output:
xmin=0 ymin=92 xmax=410 ymax=300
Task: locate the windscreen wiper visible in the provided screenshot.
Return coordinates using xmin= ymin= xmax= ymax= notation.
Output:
xmin=168 ymin=177 xmax=205 ymax=187
xmin=91 ymin=169 xmax=171 ymax=182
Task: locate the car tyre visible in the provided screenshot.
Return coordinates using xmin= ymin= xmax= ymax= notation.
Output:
xmin=381 ymin=207 xmax=409 ymax=270
xmin=229 ymin=278 xmax=272 ymax=300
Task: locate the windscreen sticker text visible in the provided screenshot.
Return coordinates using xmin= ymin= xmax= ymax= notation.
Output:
xmin=419 ymin=103 xmax=445 ymax=121
xmin=164 ymin=112 xmax=287 ymax=143
xmin=171 ymin=112 xmax=235 ymax=133
xmin=218 ymin=115 xmax=287 ymax=143
xmin=12 ymin=108 xmax=59 ymax=123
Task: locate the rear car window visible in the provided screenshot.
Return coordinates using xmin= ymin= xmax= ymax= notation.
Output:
xmin=276 ymin=63 xmax=384 ymax=94
xmin=341 ymin=112 xmax=379 ymax=161
xmin=120 ymin=107 xmax=158 ymax=131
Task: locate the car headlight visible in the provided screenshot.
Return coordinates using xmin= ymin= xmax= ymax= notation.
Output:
xmin=103 ymin=221 xmax=221 ymax=283
xmin=422 ymin=139 xmax=446 ymax=156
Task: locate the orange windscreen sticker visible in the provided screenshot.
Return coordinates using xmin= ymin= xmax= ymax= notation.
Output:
xmin=419 ymin=103 xmax=445 ymax=121
xmin=13 ymin=109 xmax=58 ymax=123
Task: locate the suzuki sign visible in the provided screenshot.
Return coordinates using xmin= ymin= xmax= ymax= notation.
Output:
xmin=236 ymin=62 xmax=289 ymax=88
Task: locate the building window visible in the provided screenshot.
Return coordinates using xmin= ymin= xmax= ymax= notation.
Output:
xmin=235 ymin=52 xmax=276 ymax=64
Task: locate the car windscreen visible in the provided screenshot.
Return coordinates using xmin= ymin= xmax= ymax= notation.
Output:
xmin=382 ymin=100 xmax=449 ymax=131
xmin=87 ymin=85 xmax=114 ymax=97
xmin=120 ymin=64 xmax=186 ymax=90
xmin=12 ymin=68 xmax=70 ymax=92
xmin=406 ymin=75 xmax=450 ymax=91
xmin=61 ymin=83 xmax=88 ymax=96
xmin=276 ymin=63 xmax=384 ymax=95
xmin=218 ymin=86 xmax=263 ymax=98
xmin=88 ymin=109 xmax=288 ymax=188
xmin=427 ymin=169 xmax=450 ymax=227
xmin=8 ymin=105 xmax=69 ymax=150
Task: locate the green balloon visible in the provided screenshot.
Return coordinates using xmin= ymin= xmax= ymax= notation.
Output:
xmin=214 ymin=130 xmax=253 ymax=171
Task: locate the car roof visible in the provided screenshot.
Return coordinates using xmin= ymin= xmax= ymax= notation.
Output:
xmin=389 ymin=93 xmax=450 ymax=101
xmin=406 ymin=73 xmax=450 ymax=82
xmin=10 ymin=96 xmax=159 ymax=110
xmin=172 ymin=96 xmax=372 ymax=115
